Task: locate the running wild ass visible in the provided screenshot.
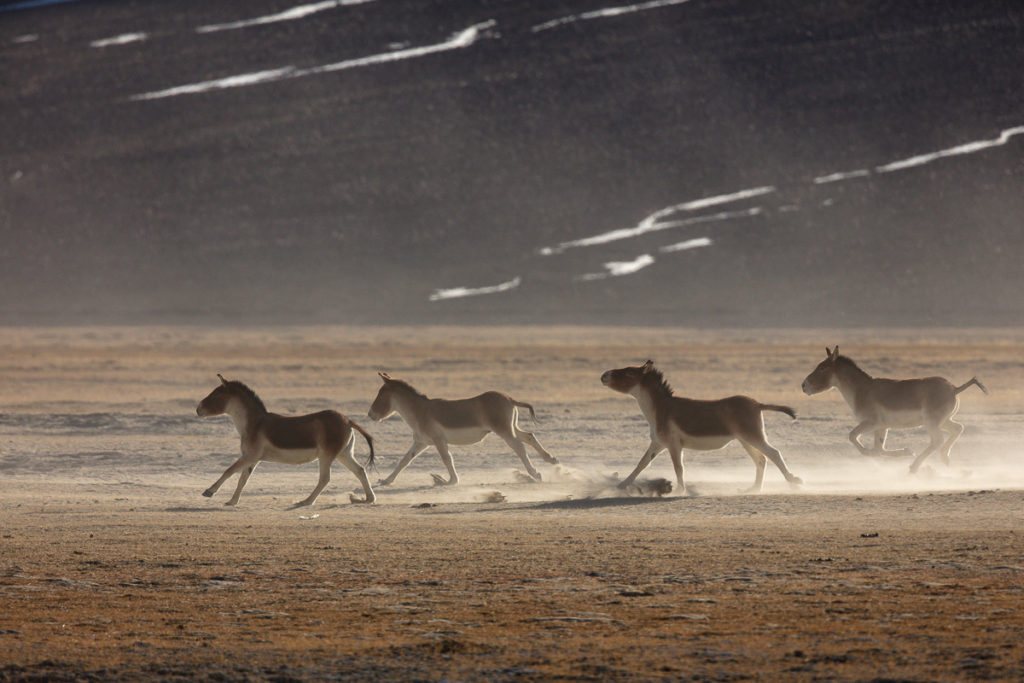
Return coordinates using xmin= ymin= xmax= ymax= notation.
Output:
xmin=602 ymin=361 xmax=802 ymax=494
xmin=368 ymin=372 xmax=558 ymax=486
xmin=801 ymin=347 xmax=987 ymax=472
xmin=197 ymin=375 xmax=376 ymax=506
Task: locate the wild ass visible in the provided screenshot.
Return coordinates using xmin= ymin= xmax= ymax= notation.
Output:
xmin=368 ymin=372 xmax=558 ymax=486
xmin=602 ymin=360 xmax=802 ymax=494
xmin=197 ymin=374 xmax=376 ymax=506
xmin=801 ymin=347 xmax=987 ymax=472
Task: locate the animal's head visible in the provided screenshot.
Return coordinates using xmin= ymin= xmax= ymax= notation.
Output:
xmin=368 ymin=372 xmax=398 ymax=421
xmin=197 ymin=374 xmax=233 ymax=417
xmin=801 ymin=346 xmax=840 ymax=395
xmin=601 ymin=360 xmax=662 ymax=395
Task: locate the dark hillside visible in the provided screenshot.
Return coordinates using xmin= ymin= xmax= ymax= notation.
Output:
xmin=2 ymin=0 xmax=1022 ymax=325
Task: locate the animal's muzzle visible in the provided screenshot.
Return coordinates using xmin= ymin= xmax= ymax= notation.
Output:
xmin=600 ymin=371 xmax=612 ymax=385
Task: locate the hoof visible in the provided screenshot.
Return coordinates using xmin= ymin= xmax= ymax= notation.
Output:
xmin=224 ymin=501 xmax=237 ymax=506
xmin=637 ymin=478 xmax=673 ymax=497
xmin=377 ymin=479 xmax=393 ymax=487
xmin=431 ymin=473 xmax=455 ymax=487
xmin=349 ymin=494 xmax=375 ymax=504
xmin=202 ymin=489 xmax=214 ymax=498
xmin=788 ymin=476 xmax=804 ymax=488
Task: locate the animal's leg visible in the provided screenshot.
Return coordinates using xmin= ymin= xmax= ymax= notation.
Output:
xmin=849 ymin=420 xmax=877 ymax=455
xmin=908 ymin=425 xmax=946 ymax=474
xmin=338 ymin=439 xmax=376 ymax=504
xmin=618 ymin=440 xmax=665 ymax=489
xmin=746 ymin=434 xmax=802 ymax=488
xmin=431 ymin=436 xmax=459 ymax=486
xmin=514 ymin=426 xmax=558 ymax=464
xmin=499 ymin=430 xmax=542 ymax=482
xmin=203 ymin=456 xmax=252 ymax=499
xmin=225 ymin=461 xmax=259 ymax=506
xmin=739 ymin=441 xmax=767 ymax=493
xmin=379 ymin=442 xmax=430 ymax=486
xmin=938 ymin=418 xmax=965 ymax=466
xmin=294 ymin=453 xmax=332 ymax=507
xmin=873 ymin=429 xmax=911 ymax=457
xmin=667 ymin=444 xmax=686 ymax=492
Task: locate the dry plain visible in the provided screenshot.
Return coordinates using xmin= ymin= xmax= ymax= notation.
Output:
xmin=1 ymin=326 xmax=1022 ymax=681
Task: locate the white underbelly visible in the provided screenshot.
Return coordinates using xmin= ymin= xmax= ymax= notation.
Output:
xmin=441 ymin=427 xmax=491 ymax=446
xmin=681 ymin=434 xmax=735 ymax=451
xmin=663 ymin=426 xmax=734 ymax=451
xmin=259 ymin=445 xmax=319 ymax=465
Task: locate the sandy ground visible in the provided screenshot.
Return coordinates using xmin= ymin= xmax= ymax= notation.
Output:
xmin=1 ymin=326 xmax=1022 ymax=680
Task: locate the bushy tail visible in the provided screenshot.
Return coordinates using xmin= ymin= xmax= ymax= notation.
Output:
xmin=512 ymin=399 xmax=538 ymax=422
xmin=351 ymin=421 xmax=376 ymax=469
xmin=954 ymin=377 xmax=988 ymax=396
xmin=761 ymin=404 xmax=797 ymax=420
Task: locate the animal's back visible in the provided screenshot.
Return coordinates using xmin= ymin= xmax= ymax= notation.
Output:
xmin=430 ymin=396 xmax=491 ymax=430
xmin=666 ymin=395 xmax=750 ymax=437
xmin=263 ymin=410 xmax=344 ymax=451
xmin=869 ymin=376 xmax=955 ymax=411
xmin=858 ymin=377 xmax=957 ymax=428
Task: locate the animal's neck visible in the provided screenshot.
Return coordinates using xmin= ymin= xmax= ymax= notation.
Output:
xmin=224 ymin=396 xmax=262 ymax=438
xmin=629 ymin=385 xmax=660 ymax=426
xmin=391 ymin=389 xmax=425 ymax=422
xmin=834 ymin=359 xmax=872 ymax=409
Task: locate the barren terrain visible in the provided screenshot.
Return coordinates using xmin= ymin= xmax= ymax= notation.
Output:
xmin=1 ymin=326 xmax=1022 ymax=680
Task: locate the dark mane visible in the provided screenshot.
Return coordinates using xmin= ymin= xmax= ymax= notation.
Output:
xmin=226 ymin=380 xmax=267 ymax=413
xmin=390 ymin=378 xmax=429 ymax=400
xmin=835 ymin=355 xmax=871 ymax=380
xmin=643 ymin=365 xmax=674 ymax=397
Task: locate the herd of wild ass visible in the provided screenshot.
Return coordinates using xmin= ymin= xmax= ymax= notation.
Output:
xmin=196 ymin=347 xmax=988 ymax=507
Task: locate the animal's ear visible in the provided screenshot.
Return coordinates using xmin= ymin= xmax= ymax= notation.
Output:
xmin=217 ymin=373 xmax=228 ymax=385
xmin=379 ymin=371 xmax=391 ymax=381
xmin=832 ymin=346 xmax=839 ymax=359
xmin=642 ymin=360 xmax=654 ymax=372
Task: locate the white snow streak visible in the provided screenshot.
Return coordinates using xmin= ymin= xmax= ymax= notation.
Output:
xmin=429 ymin=276 xmax=521 ymax=301
xmin=197 ymin=0 xmax=376 ymax=34
xmin=304 ymin=20 xmax=494 ymax=75
xmin=876 ymin=125 xmax=1024 ymax=173
xmin=539 ymin=190 xmax=771 ymax=255
xmin=579 ymin=254 xmax=655 ymax=281
xmin=659 ymin=236 xmax=712 ymax=252
xmin=532 ymin=0 xmax=691 ymax=33
xmin=130 ymin=21 xmax=495 ymax=101
xmin=814 ymin=169 xmax=870 ymax=184
xmin=90 ymin=32 xmax=148 ymax=48
xmin=648 ymin=207 xmax=762 ymax=231
xmin=130 ymin=67 xmax=298 ymax=101
xmin=814 ymin=125 xmax=1024 ymax=185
